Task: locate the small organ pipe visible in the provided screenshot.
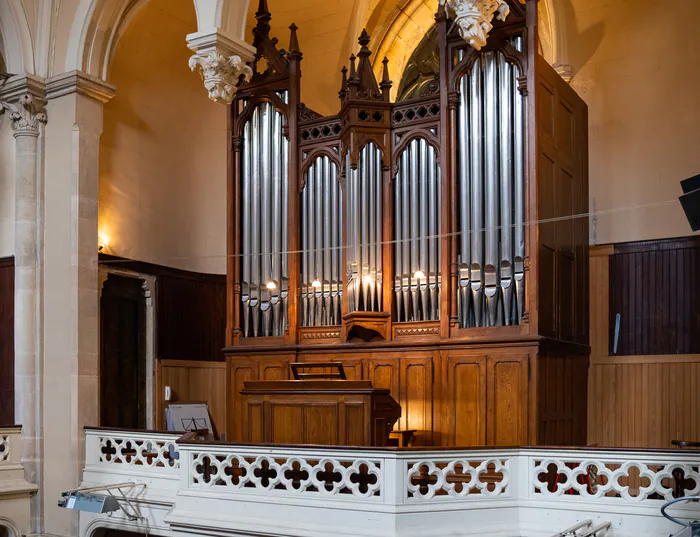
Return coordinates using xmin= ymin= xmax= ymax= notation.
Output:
xmin=375 ymin=149 xmax=382 ymax=311
xmin=428 ymin=144 xmax=439 ymax=320
xmin=484 ymin=51 xmax=499 ymax=327
xmin=513 ymin=38 xmax=526 ymax=323
xmin=470 ymin=58 xmax=484 ymax=328
xmin=242 ymin=122 xmax=251 ymax=337
xmin=395 ymin=151 xmax=404 ymax=321
xmin=499 ymin=53 xmax=514 ymax=326
xmin=250 ymin=107 xmax=261 ymax=336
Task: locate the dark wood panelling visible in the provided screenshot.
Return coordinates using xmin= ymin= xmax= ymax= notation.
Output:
xmin=0 ymin=257 xmax=13 ymax=425
xmin=536 ymin=56 xmax=589 ymax=346
xmin=101 ymin=274 xmax=147 ymax=429
xmin=157 ymin=273 xmax=226 ymax=362
xmin=99 ymin=255 xmax=226 ymax=362
xmin=609 ymin=237 xmax=700 ymax=356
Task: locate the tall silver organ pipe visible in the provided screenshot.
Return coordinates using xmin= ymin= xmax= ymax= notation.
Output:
xmin=393 ymin=138 xmax=441 ymax=322
xmin=240 ymin=98 xmax=289 ymax=337
xmin=346 ymin=143 xmax=383 ymax=312
xmin=456 ymin=46 xmax=525 ymax=328
xmin=300 ymin=156 xmax=342 ymax=326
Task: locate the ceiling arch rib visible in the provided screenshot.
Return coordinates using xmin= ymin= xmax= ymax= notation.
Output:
xmin=0 ymin=0 xmax=35 ymax=75
xmin=63 ymin=0 xmax=254 ymax=87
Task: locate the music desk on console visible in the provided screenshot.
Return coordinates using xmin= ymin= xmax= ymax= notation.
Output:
xmin=240 ymin=380 xmax=401 ymax=446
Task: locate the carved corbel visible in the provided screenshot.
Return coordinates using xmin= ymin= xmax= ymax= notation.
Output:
xmin=189 ymin=51 xmax=253 ymax=104
xmin=439 ymin=0 xmax=510 ymax=50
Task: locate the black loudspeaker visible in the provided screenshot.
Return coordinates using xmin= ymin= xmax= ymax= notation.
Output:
xmin=680 ymin=174 xmax=700 ymax=232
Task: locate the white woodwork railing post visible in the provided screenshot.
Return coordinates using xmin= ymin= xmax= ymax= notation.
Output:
xmin=382 ymin=452 xmax=403 ymax=506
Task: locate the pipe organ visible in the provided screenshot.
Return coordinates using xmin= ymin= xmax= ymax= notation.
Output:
xmin=226 ymin=0 xmax=590 ymax=449
xmin=300 ymin=155 xmax=342 ymax=326
xmin=346 ymin=143 xmax=383 ymax=313
xmin=394 ymin=138 xmax=441 ymax=322
xmin=240 ymin=99 xmax=289 ymax=337
xmin=456 ymin=45 xmax=525 ymax=329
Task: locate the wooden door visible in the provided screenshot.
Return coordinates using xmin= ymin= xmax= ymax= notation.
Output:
xmin=486 ymin=354 xmax=529 ymax=446
xmin=399 ymin=353 xmax=433 ymax=445
xmin=100 ymin=274 xmax=146 ymax=429
xmin=442 ymin=353 xmax=487 ymax=446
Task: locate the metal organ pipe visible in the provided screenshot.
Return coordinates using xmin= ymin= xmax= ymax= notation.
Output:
xmin=393 ymin=138 xmax=441 ymax=322
xmin=346 ymin=144 xmax=383 ymax=313
xmin=456 ymin=48 xmax=526 ymax=328
xmin=240 ymin=99 xmax=289 ymax=337
xmin=300 ymin=156 xmax=342 ymax=327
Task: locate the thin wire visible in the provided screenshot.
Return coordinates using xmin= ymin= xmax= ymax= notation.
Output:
xmin=98 ymin=198 xmax=679 ymax=264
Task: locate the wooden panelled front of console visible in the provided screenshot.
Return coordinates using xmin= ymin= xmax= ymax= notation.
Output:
xmin=226 ymin=342 xmax=587 ymax=447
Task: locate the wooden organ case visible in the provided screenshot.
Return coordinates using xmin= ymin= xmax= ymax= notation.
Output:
xmin=226 ymin=0 xmax=589 ymax=447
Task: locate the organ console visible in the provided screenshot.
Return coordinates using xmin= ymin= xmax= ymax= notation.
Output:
xmin=225 ymin=0 xmax=590 ymax=448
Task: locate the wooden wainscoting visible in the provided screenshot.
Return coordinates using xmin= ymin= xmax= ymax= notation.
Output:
xmin=588 ymin=242 xmax=700 ymax=448
xmin=156 ymin=359 xmax=228 ymax=439
xmin=0 ymin=257 xmax=13 ymax=424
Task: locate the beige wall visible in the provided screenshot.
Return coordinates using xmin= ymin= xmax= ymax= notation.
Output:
xmin=247 ymin=0 xmax=360 ymax=116
xmin=0 ymin=115 xmax=14 ymax=257
xmin=567 ymin=0 xmax=700 ymax=244
xmin=98 ymin=0 xmax=228 ymax=274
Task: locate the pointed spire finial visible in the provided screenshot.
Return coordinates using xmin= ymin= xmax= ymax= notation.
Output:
xmin=339 ymin=65 xmax=349 ymax=100
xmin=359 ymin=29 xmax=371 ymax=47
xmin=253 ymin=0 xmax=272 ymax=40
xmin=349 ymin=54 xmax=357 ymax=81
xmin=288 ymin=23 xmax=300 ymax=52
xmin=380 ymin=57 xmax=392 ymax=100
xmin=256 ymin=0 xmax=270 ymax=17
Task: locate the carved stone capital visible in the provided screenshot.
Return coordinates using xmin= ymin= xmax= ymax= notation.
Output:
xmin=189 ymin=51 xmax=253 ymax=104
xmin=187 ymin=28 xmax=256 ymax=105
xmin=440 ymin=0 xmax=510 ymax=50
xmin=0 ymin=93 xmax=47 ymax=137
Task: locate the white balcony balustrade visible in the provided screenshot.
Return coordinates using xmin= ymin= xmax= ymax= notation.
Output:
xmin=80 ymin=428 xmax=700 ymax=537
xmin=0 ymin=426 xmax=38 ymax=537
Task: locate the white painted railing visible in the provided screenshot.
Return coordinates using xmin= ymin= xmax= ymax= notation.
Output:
xmin=0 ymin=426 xmax=38 ymax=537
xmin=81 ymin=429 xmax=700 ymax=537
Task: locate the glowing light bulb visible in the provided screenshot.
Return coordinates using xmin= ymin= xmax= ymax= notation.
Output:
xmin=311 ymin=280 xmax=322 ymax=288
xmin=266 ymin=280 xmax=278 ymax=290
xmin=414 ymin=270 xmax=426 ymax=279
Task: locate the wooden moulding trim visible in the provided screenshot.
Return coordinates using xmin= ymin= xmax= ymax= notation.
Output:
xmin=589 ymin=244 xmax=614 ymax=257
xmin=612 ymin=235 xmax=700 ymax=254
xmin=590 ymin=354 xmax=700 ymax=366
xmin=158 ymin=359 xmax=227 ymax=368
xmin=84 ymin=426 xmax=185 ymax=436
xmin=174 ymin=439 xmax=700 ymax=455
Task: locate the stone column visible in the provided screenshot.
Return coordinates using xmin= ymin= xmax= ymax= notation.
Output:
xmin=40 ymin=71 xmax=115 ymax=536
xmin=0 ymin=75 xmax=47 ymax=534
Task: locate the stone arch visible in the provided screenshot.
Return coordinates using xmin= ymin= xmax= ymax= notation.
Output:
xmin=366 ymin=0 xmax=565 ymax=98
xmin=64 ymin=0 xmax=252 ymax=83
xmin=0 ymin=517 xmax=22 ymax=537
xmin=0 ymin=0 xmax=35 ymax=74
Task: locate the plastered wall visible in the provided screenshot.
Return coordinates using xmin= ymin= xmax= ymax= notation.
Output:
xmin=567 ymin=0 xmax=700 ymax=244
xmin=98 ymin=0 xmax=228 ymax=274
